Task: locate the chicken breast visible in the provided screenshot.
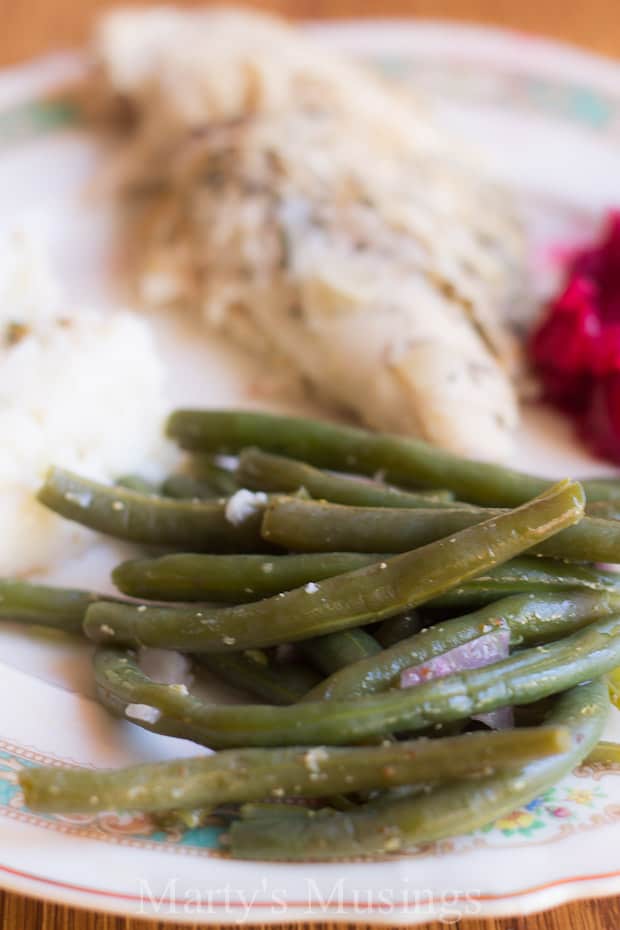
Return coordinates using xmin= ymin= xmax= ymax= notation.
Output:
xmin=92 ymin=7 xmax=525 ymax=458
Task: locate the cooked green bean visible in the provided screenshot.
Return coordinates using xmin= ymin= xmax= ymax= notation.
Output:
xmin=116 ymin=475 xmax=160 ymax=495
xmin=262 ymin=498 xmax=620 ymax=563
xmin=581 ymin=477 xmax=620 ymax=497
xmin=37 ymin=467 xmax=269 ymax=552
xmin=228 ymin=679 xmax=607 ymax=859
xmin=19 ymin=725 xmax=569 ymax=815
xmin=0 ymin=580 xmax=113 ymax=636
xmin=196 ymin=652 xmax=321 ymax=704
xmin=425 ymin=556 xmax=620 ymax=611
xmin=585 ymin=500 xmax=620 ymax=521
xmin=374 ymin=613 xmax=423 ymax=648
xmin=300 ymin=629 xmax=382 ymax=676
xmin=187 ymin=455 xmax=240 ymax=496
xmin=305 ymin=591 xmax=620 ymax=701
xmin=584 ymin=740 xmax=620 ymax=766
xmin=112 ymin=552 xmax=385 ymax=603
xmin=92 ymin=615 xmax=620 ymax=748
xmin=153 ymin=808 xmax=215 ymax=831
xmin=233 ymin=802 xmax=315 ymax=821
xmin=161 ymin=475 xmax=219 ymax=500
xmin=84 ymin=480 xmax=585 ymax=652
xmin=166 ymin=409 xmax=620 ymax=506
xmin=237 ymin=448 xmax=457 ymax=507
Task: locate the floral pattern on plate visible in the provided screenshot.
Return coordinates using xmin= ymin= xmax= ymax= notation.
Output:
xmin=3 ymin=739 xmax=620 ymax=861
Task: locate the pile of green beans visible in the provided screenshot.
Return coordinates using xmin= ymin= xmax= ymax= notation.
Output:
xmin=167 ymin=410 xmax=620 ymax=506
xmin=89 ymin=614 xmax=620 ymax=748
xmin=11 ymin=409 xmax=620 ymax=861
xmin=228 ymin=680 xmax=608 ymax=859
xmin=83 ymin=480 xmax=586 ymax=651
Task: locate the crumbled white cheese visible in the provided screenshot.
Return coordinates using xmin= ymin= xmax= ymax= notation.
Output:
xmin=125 ymin=703 xmax=161 ymax=724
xmin=304 ymin=582 xmax=319 ymax=593
xmin=214 ymin=455 xmax=239 ymax=472
xmin=138 ymin=647 xmax=193 ymax=686
xmin=224 ymin=488 xmax=267 ymax=525
xmin=303 ymin=746 xmax=329 ymax=775
xmin=64 ymin=490 xmax=93 ymax=508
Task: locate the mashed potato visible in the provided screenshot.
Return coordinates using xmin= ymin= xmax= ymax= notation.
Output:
xmin=0 ymin=228 xmax=170 ymax=576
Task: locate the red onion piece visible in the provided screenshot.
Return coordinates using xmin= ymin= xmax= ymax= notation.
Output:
xmin=473 ymin=706 xmax=514 ymax=730
xmin=400 ymin=628 xmax=512 ymax=729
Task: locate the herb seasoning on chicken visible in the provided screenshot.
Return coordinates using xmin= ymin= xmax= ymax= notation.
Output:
xmin=92 ymin=8 xmax=525 ymax=458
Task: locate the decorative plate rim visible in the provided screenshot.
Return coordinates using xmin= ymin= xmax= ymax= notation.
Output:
xmin=1 ymin=18 xmax=620 ymax=923
xmin=1 ymin=859 xmax=620 ymax=924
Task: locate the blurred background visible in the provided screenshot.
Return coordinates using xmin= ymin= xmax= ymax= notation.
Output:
xmin=1 ymin=0 xmax=619 ymax=65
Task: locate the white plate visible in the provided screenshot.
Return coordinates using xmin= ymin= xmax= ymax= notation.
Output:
xmin=1 ymin=20 xmax=620 ymax=924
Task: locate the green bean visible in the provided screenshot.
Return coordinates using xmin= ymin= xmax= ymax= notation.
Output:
xmin=166 ymin=409 xmax=620 ymax=506
xmin=116 ymin=475 xmax=160 ymax=495
xmin=187 ymin=455 xmax=240 ymax=496
xmin=305 ymin=591 xmax=620 ymax=701
xmin=300 ymin=629 xmax=382 ymax=676
xmin=237 ymin=448 xmax=457 ymax=507
xmin=153 ymin=808 xmax=215 ymax=831
xmin=425 ymin=556 xmax=620 ymax=611
xmin=37 ymin=467 xmax=268 ymax=552
xmin=581 ymin=477 xmax=620 ymax=498
xmin=586 ymin=500 xmax=620 ymax=521
xmin=584 ymin=740 xmax=620 ymax=766
xmin=112 ymin=552 xmax=385 ymax=603
xmin=84 ymin=480 xmax=585 ymax=652
xmin=0 ymin=580 xmax=113 ymax=636
xmin=234 ymin=802 xmax=315 ymax=820
xmin=262 ymin=498 xmax=620 ymax=563
xmin=19 ymin=725 xmax=569 ymax=815
xmin=228 ymin=679 xmax=607 ymax=859
xmin=92 ymin=615 xmax=620 ymax=748
xmin=608 ymin=658 xmax=620 ymax=704
xmin=196 ymin=652 xmax=321 ymax=704
xmin=374 ymin=613 xmax=423 ymax=648
xmin=161 ymin=475 xmax=219 ymax=500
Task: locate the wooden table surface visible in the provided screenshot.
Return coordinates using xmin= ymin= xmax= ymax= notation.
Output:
xmin=1 ymin=0 xmax=619 ymax=928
